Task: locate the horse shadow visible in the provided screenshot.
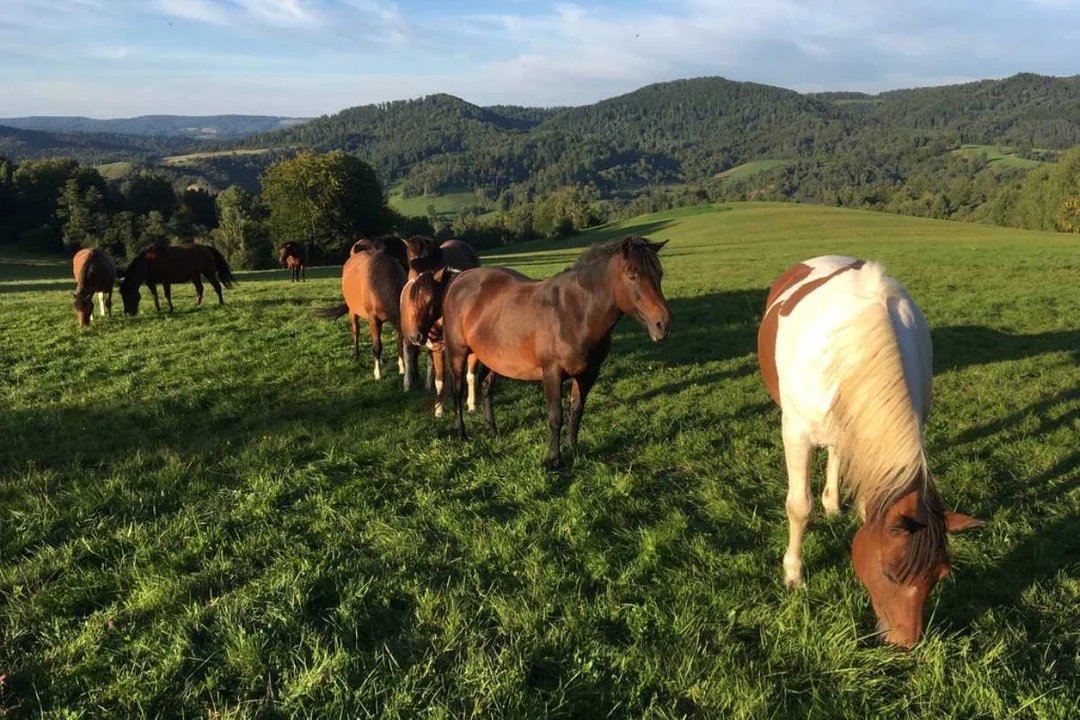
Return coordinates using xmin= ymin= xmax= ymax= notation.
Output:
xmin=932 ymin=325 xmax=1080 ymax=372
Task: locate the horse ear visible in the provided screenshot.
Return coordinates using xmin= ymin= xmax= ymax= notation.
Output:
xmin=944 ymin=512 xmax=984 ymax=533
xmin=433 ymin=267 xmax=447 ymax=283
xmin=651 ymin=239 xmax=669 ymax=252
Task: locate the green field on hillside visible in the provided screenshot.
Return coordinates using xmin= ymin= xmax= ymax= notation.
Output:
xmin=714 ymin=160 xmax=788 ymax=181
xmin=388 ymin=183 xmax=482 ymax=219
xmin=93 ymin=161 xmax=135 ymax=180
xmin=952 ymin=144 xmax=1049 ymax=169
xmin=2 ymin=203 xmax=1078 ymax=718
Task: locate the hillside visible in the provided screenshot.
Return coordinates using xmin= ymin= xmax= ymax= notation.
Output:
xmin=0 ymin=115 xmax=309 ymax=139
xmin=0 ymin=124 xmax=194 ymax=163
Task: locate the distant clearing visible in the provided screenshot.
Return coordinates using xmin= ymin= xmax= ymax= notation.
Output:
xmin=952 ymin=144 xmax=1050 ymax=169
xmin=714 ymin=160 xmax=788 ymax=181
xmin=388 ymin=182 xmax=483 ymax=219
xmin=163 ymin=148 xmax=272 ymax=165
xmin=93 ymin=161 xmax=134 ymax=180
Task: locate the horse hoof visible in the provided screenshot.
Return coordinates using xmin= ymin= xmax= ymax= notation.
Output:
xmin=543 ymin=457 xmax=563 ymax=471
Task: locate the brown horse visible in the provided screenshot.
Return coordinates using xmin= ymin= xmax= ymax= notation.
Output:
xmin=399 ymin=268 xmax=480 ymax=416
xmin=319 ymin=238 xmax=418 ymax=389
xmin=72 ymin=247 xmax=117 ymax=327
xmin=403 ymin=236 xmax=480 ymax=279
xmin=352 ymin=235 xmax=408 ymax=272
xmin=279 ymin=242 xmax=306 ymax=282
xmin=118 ymin=243 xmax=235 ymax=315
xmin=442 ymin=236 xmax=672 ymax=468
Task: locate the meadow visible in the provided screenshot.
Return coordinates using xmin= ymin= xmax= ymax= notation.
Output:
xmin=1 ymin=203 xmax=1078 ymax=718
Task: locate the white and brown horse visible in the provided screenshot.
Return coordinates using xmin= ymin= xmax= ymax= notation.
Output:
xmin=72 ymin=248 xmax=117 ymax=327
xmin=758 ymin=256 xmax=981 ymax=647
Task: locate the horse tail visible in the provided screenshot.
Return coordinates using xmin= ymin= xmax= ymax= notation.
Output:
xmin=315 ymin=303 xmax=349 ymax=320
xmin=826 ymin=262 xmax=931 ymax=522
xmin=207 ymin=246 xmax=236 ymax=288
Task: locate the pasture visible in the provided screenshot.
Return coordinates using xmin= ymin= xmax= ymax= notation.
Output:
xmin=388 ymin=183 xmax=484 ymax=220
xmin=951 ymin=145 xmax=1049 ymax=169
xmin=162 ymin=149 xmax=273 ymax=166
xmin=2 ymin=202 xmax=1078 ymax=718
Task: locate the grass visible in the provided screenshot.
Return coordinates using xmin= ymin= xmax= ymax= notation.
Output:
xmin=714 ymin=160 xmax=788 ymax=182
xmin=2 ymin=202 xmax=1079 ymax=718
xmin=388 ymin=182 xmax=483 ymax=219
xmin=952 ymin=145 xmax=1050 ymax=169
xmin=162 ymin=149 xmax=272 ymax=166
xmin=93 ymin=162 xmax=135 ymax=180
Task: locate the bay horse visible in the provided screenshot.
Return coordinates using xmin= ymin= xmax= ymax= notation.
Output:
xmin=319 ymin=237 xmax=418 ymax=389
xmin=757 ymin=255 xmax=982 ymax=648
xmin=399 ymin=267 xmax=480 ymax=417
xmin=72 ymin=247 xmax=116 ymax=327
xmin=441 ymin=236 xmax=671 ymax=468
xmin=118 ymin=243 xmax=235 ymax=315
xmin=352 ymin=235 xmax=408 ymax=273
xmin=403 ymin=236 xmax=480 ymax=279
xmin=279 ymin=241 xmax=306 ymax=282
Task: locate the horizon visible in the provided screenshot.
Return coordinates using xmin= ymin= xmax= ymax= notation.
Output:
xmin=3 ymin=0 xmax=1080 ymax=117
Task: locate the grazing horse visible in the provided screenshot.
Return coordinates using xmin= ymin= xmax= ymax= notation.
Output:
xmin=279 ymin=241 xmax=307 ymax=282
xmin=319 ymin=238 xmax=417 ymax=389
xmin=403 ymin=236 xmax=480 ymax=279
xmin=442 ymin=236 xmax=672 ymax=468
xmin=118 ymin=243 xmax=235 ymax=315
xmin=757 ymin=256 xmax=982 ymax=648
xmin=352 ymin=235 xmax=408 ymax=273
xmin=72 ymin=247 xmax=117 ymax=327
xmin=399 ymin=268 xmax=480 ymax=417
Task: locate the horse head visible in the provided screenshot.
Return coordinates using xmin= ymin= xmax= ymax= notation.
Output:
xmin=612 ymin=237 xmax=672 ymax=342
xmin=400 ymin=268 xmax=448 ymax=346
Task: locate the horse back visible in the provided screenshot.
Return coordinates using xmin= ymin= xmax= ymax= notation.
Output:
xmin=342 ymin=249 xmax=406 ymax=324
xmin=73 ymin=248 xmax=117 ymax=293
xmin=439 ymin=239 xmax=480 ymax=270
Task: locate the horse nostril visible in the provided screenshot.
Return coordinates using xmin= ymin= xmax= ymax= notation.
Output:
xmin=410 ymin=332 xmax=424 ymax=345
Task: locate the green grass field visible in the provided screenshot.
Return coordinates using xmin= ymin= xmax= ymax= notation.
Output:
xmin=2 ymin=203 xmax=1079 ymax=718
xmin=952 ymin=145 xmax=1049 ymax=169
xmin=388 ymin=183 xmax=483 ymax=219
xmin=713 ymin=160 xmax=789 ymax=182
xmin=93 ymin=162 xmax=135 ymax=181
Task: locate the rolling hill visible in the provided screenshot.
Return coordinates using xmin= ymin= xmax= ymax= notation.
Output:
xmin=0 ymin=114 xmax=309 ymax=139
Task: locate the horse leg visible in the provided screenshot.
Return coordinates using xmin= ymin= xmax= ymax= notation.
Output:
xmin=482 ymin=369 xmax=497 ymax=436
xmin=163 ymin=282 xmax=174 ymax=312
xmin=426 ymin=349 xmax=436 ymax=391
xmin=543 ymin=368 xmax=565 ymax=469
xmin=371 ymin=318 xmax=383 ymax=381
xmin=351 ymin=314 xmax=361 ymax=361
xmin=446 ymin=344 xmax=469 ymax=439
xmin=567 ymin=367 xmax=600 ymax=450
xmin=148 ymin=283 xmax=161 ymax=312
xmin=466 ymin=356 xmax=480 ymax=413
xmin=103 ymin=290 xmax=112 ymax=317
xmin=781 ymin=418 xmax=814 ymax=588
xmin=193 ymin=278 xmax=204 ymax=305
xmin=822 ymin=447 xmax=841 ymax=517
xmin=432 ymin=347 xmax=446 ymax=418
xmin=208 ymin=276 xmax=224 ymax=305
xmin=94 ymin=291 xmax=105 ymax=319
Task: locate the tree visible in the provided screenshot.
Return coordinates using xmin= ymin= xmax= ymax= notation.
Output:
xmin=213 ymin=185 xmax=271 ymax=270
xmin=260 ymin=150 xmax=387 ymax=259
xmin=57 ymin=177 xmax=108 ymax=250
xmin=123 ymin=172 xmax=177 ymax=219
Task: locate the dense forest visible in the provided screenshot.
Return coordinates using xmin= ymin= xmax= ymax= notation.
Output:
xmin=3 ymin=72 xmax=1080 ymax=261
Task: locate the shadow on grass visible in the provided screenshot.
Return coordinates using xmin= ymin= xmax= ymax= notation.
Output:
xmin=933 ymin=325 xmax=1080 ymax=371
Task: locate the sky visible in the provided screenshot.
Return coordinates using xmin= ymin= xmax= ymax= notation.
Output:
xmin=2 ymin=0 xmax=1079 ymax=118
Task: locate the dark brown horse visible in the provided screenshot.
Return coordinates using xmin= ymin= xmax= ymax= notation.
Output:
xmin=442 ymin=236 xmax=672 ymax=468
xmin=118 ymin=243 xmax=235 ymax=315
xmin=352 ymin=235 xmax=408 ymax=272
xmin=403 ymin=236 xmax=480 ymax=279
xmin=72 ymin=247 xmax=117 ymax=327
xmin=319 ymin=238 xmax=418 ymax=389
xmin=279 ymin=241 xmax=306 ymax=282
xmin=399 ymin=268 xmax=480 ymax=416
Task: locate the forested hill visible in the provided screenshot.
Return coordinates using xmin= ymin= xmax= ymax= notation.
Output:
xmin=0 ymin=115 xmax=308 ymax=139
xmin=0 ymin=124 xmax=194 ymax=163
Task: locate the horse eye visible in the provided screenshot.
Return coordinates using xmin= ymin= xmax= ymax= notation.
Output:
xmin=627 ymin=273 xmax=640 ymax=281
xmin=881 ymin=567 xmax=900 ymax=584
xmin=887 ymin=525 xmax=909 ymax=538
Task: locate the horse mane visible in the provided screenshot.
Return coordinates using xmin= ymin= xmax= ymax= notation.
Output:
xmin=407 ymin=271 xmax=438 ymax=303
xmin=120 ymin=247 xmax=152 ymax=288
xmin=361 ymin=247 xmax=407 ymax=324
xmin=826 ymin=262 xmax=945 ymax=580
xmin=567 ymin=236 xmax=664 ymax=286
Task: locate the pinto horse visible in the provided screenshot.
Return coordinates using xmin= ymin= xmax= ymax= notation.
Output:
xmin=279 ymin=241 xmax=307 ymax=282
xmin=757 ymin=256 xmax=982 ymax=648
xmin=442 ymin=236 xmax=671 ymax=468
xmin=319 ymin=238 xmax=418 ymax=389
xmin=402 ymin=236 xmax=480 ymax=279
xmin=399 ymin=268 xmax=480 ymax=416
xmin=118 ymin=243 xmax=235 ymax=315
xmin=72 ymin=247 xmax=117 ymax=327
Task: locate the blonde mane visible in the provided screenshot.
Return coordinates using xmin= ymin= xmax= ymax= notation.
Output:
xmin=826 ymin=263 xmax=934 ymax=523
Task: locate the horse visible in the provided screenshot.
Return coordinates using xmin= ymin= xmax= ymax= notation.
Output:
xmin=279 ymin=241 xmax=307 ymax=282
xmin=352 ymin=235 xmax=408 ymax=273
xmin=118 ymin=243 xmax=235 ymax=315
xmin=318 ymin=237 xmax=418 ymax=389
xmin=399 ymin=267 xmax=480 ymax=417
xmin=402 ymin=236 xmax=480 ymax=279
xmin=757 ymin=255 xmax=982 ymax=648
xmin=441 ymin=236 xmax=671 ymax=468
xmin=72 ymin=247 xmax=117 ymax=327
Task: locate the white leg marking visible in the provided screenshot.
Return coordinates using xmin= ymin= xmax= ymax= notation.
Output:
xmin=435 ymin=379 xmax=443 ymax=396
xmin=95 ymin=292 xmax=105 ymax=318
xmin=466 ymin=372 xmax=477 ymax=413
xmin=823 ymin=448 xmax=841 ymax=517
xmin=782 ymin=428 xmax=813 ymax=588
xmin=373 ymin=359 xmax=382 ymax=381
xmin=398 ymin=355 xmax=405 ymax=375
xmin=434 ymin=401 xmax=444 ymax=418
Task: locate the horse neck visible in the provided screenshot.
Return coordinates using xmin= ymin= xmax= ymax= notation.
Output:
xmin=566 ymin=258 xmax=623 ymax=341
xmin=827 ymin=297 xmax=930 ymax=521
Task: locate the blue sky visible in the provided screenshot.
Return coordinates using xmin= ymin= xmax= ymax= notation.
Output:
xmin=2 ymin=0 xmax=1079 ymax=117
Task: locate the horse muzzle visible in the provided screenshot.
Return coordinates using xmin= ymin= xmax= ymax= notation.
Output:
xmin=648 ymin=316 xmax=672 ymax=342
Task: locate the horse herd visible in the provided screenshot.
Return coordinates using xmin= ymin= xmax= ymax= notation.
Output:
xmin=68 ymin=234 xmax=982 ymax=649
